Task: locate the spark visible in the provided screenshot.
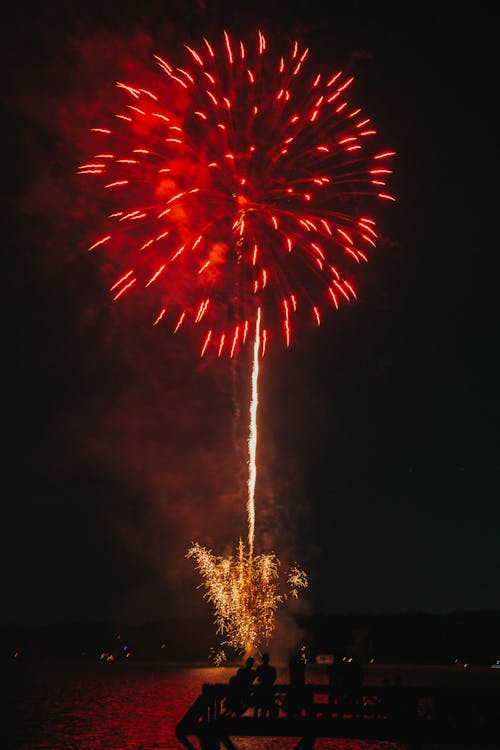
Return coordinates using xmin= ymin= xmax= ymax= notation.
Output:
xmin=81 ymin=31 xmax=395 ymax=355
xmin=187 ymin=540 xmax=307 ymax=655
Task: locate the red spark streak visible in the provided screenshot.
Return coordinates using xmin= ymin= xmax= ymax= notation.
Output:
xmin=82 ymin=31 xmax=395 ymax=356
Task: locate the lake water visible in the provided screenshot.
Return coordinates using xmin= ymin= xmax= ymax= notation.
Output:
xmin=4 ymin=662 xmax=499 ymax=750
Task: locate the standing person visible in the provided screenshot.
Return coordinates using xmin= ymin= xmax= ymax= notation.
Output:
xmin=327 ymin=653 xmax=345 ymax=716
xmin=344 ymin=653 xmax=364 ymax=717
xmin=237 ymin=656 xmax=257 ymax=710
xmin=289 ymin=646 xmax=307 ymax=687
xmin=237 ymin=656 xmax=257 ymax=688
xmin=285 ymin=646 xmax=307 ymax=717
xmin=345 ymin=653 xmax=364 ymax=690
xmin=224 ymin=657 xmax=256 ymax=717
xmin=255 ymin=652 xmax=278 ymax=718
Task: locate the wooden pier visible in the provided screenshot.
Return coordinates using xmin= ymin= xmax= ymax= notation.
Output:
xmin=176 ymin=682 xmax=500 ymax=749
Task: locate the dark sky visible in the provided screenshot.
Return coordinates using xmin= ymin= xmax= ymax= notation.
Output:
xmin=3 ymin=1 xmax=499 ymax=626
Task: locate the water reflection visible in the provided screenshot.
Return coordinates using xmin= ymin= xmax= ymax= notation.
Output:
xmin=3 ymin=663 xmax=403 ymax=749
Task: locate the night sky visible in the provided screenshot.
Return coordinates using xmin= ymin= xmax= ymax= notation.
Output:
xmin=3 ymin=1 xmax=499 ymax=626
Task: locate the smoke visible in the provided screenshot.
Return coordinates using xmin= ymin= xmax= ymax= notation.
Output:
xmin=272 ymin=605 xmax=310 ymax=666
xmin=5 ymin=5 xmax=315 ymax=626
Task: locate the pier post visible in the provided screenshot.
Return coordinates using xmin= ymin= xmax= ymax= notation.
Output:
xmin=199 ymin=732 xmax=220 ymax=750
xmin=294 ymin=737 xmax=316 ymax=749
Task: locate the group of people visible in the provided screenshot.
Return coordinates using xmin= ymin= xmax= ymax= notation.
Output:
xmin=224 ymin=653 xmax=278 ymax=718
xmin=224 ymin=649 xmax=365 ymax=719
xmin=326 ymin=653 xmax=365 ymax=717
xmin=327 ymin=653 xmax=364 ymax=692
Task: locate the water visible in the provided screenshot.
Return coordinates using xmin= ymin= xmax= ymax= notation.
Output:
xmin=4 ymin=662 xmax=498 ymax=750
xmin=5 ymin=662 xmax=202 ymax=750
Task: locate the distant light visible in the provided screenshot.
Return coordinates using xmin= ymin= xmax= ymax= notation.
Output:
xmin=315 ymin=654 xmax=333 ymax=665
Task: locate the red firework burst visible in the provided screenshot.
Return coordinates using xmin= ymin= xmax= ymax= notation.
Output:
xmin=80 ymin=30 xmax=395 ymax=357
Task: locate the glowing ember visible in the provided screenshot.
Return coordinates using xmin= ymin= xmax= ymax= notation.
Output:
xmin=81 ymin=30 xmax=395 ymax=356
xmin=187 ymin=539 xmax=307 ymax=655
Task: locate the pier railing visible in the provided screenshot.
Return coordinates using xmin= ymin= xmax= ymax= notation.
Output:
xmin=176 ymin=681 xmax=500 ymax=749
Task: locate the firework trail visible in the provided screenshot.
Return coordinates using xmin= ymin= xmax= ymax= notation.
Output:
xmin=81 ymin=30 xmax=395 ymax=358
xmin=247 ymin=307 xmax=260 ymax=557
xmin=188 ymin=311 xmax=308 ymax=656
xmin=81 ymin=30 xmax=394 ymax=656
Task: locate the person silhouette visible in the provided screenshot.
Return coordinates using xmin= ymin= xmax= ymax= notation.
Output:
xmin=326 ymin=653 xmax=345 ymax=716
xmin=237 ymin=656 xmax=257 ymax=711
xmin=255 ymin=652 xmax=278 ymax=718
xmin=225 ymin=657 xmax=256 ymax=716
xmin=285 ymin=647 xmax=307 ymax=717
xmin=344 ymin=653 xmax=364 ymax=691
xmin=289 ymin=646 xmax=307 ymax=686
xmin=343 ymin=653 xmax=364 ymax=717
xmin=237 ymin=656 xmax=257 ymax=689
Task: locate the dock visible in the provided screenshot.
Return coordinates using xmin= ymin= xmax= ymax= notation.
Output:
xmin=176 ymin=682 xmax=500 ymax=749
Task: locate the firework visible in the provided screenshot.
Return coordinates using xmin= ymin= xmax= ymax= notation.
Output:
xmin=81 ymin=30 xmax=395 ymax=356
xmin=189 ymin=310 xmax=307 ymax=656
xmin=187 ymin=539 xmax=307 ymax=655
xmin=80 ymin=30 xmax=395 ymax=657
